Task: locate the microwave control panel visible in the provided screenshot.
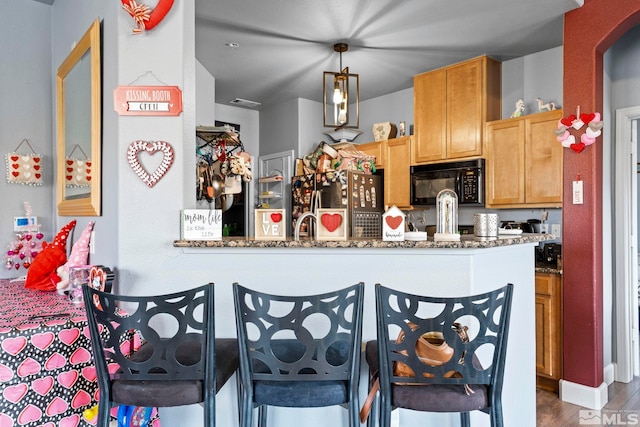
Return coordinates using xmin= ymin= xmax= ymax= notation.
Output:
xmin=461 ymin=170 xmax=480 ymax=203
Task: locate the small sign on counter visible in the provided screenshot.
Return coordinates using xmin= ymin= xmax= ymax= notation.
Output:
xmin=255 ymin=209 xmax=286 ymax=240
xmin=181 ymin=209 xmax=222 ymax=240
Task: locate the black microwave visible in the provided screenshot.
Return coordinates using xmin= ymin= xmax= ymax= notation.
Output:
xmin=410 ymin=159 xmax=485 ymax=206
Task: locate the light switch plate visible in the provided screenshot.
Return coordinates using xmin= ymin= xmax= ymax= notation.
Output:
xmin=551 ymin=224 xmax=562 ymax=237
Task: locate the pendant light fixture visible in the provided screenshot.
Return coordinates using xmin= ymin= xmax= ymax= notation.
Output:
xmin=323 ymin=43 xmax=360 ymax=131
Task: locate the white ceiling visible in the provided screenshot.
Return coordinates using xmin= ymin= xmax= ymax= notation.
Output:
xmin=195 ymin=0 xmax=583 ymax=110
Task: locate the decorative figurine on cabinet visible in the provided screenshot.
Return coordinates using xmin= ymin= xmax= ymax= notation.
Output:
xmin=536 ymin=97 xmax=557 ymax=112
xmin=511 ymin=99 xmax=525 ymax=118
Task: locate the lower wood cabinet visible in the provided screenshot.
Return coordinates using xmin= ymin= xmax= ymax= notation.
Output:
xmin=535 ymin=271 xmax=563 ymax=392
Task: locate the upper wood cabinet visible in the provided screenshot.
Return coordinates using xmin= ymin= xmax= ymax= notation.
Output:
xmin=485 ymin=110 xmax=563 ymax=208
xmin=383 ymin=136 xmax=411 ymax=209
xmin=412 ymin=56 xmax=502 ymax=164
xmin=358 ymin=140 xmax=385 ymax=170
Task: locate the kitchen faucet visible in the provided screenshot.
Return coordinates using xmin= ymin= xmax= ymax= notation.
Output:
xmin=294 ymin=212 xmax=317 ymax=241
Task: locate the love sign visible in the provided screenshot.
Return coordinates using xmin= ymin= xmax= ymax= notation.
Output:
xmin=255 ymin=209 xmax=287 ymax=241
xmin=127 ymin=140 xmax=174 ymax=188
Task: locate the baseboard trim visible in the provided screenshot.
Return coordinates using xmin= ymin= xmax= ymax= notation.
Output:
xmin=604 ymin=363 xmax=615 ymax=385
xmin=559 ymin=379 xmax=608 ymax=409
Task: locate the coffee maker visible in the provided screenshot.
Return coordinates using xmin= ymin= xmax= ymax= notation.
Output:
xmin=536 ymin=243 xmax=562 ymax=267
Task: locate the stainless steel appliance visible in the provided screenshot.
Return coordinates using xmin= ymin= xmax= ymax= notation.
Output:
xmin=410 ymin=159 xmax=484 ymax=206
xmin=292 ymin=172 xmax=383 ymax=238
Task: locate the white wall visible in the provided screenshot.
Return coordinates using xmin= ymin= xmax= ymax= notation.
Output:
xmin=501 ymin=46 xmax=564 ymax=119
xmin=0 ymin=1 xmax=53 ymax=278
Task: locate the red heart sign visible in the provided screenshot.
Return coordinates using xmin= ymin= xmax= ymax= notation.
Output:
xmin=127 ymin=140 xmax=174 ymax=188
xmin=321 ymin=213 xmax=342 ymax=232
xmin=385 ymin=216 xmax=403 ymax=230
xmin=270 ymin=213 xmax=283 ymax=223
xmin=560 ymin=114 xmax=576 ymax=127
xmin=570 ymin=142 xmax=586 ymax=153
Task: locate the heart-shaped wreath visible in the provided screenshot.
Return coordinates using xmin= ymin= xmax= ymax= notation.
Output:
xmin=555 ymin=107 xmax=604 ymax=154
xmin=127 ymin=140 xmax=174 ymax=188
xmin=121 ymin=0 xmax=174 ymax=34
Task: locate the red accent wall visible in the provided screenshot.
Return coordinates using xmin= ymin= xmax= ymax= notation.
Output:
xmin=563 ymin=1 xmax=640 ymax=388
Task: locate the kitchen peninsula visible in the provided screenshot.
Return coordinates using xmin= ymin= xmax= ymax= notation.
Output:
xmin=175 ymin=233 xmax=551 ymax=427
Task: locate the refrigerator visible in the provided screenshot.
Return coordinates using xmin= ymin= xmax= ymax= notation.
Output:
xmin=291 ymin=171 xmax=383 ymax=238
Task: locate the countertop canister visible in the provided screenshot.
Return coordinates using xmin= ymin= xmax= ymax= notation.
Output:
xmin=474 ymin=213 xmax=498 ymax=237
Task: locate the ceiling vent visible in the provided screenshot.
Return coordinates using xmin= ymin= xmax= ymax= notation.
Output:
xmin=229 ymin=98 xmax=261 ymax=108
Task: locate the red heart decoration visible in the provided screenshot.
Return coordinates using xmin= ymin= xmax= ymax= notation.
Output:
xmin=35 ymin=174 xmax=41 ymax=179
xmin=570 ymin=142 xmax=586 ymax=153
xmin=385 ymin=216 xmax=403 ymax=230
xmin=270 ymin=213 xmax=283 ymax=223
xmin=10 ymin=155 xmax=18 ymax=161
xmin=86 ymin=168 xmax=91 ymax=174
xmin=560 ymin=115 xmax=576 ymax=127
xmin=66 ymin=175 xmax=73 ymax=181
xmin=86 ymin=176 xmax=91 ymax=181
xmin=580 ymin=113 xmax=595 ymax=124
xmin=12 ymin=172 xmax=19 ymax=177
xmin=321 ymin=213 xmax=342 ymax=233
xmin=66 ymin=167 xmax=73 ymax=173
xmin=33 ymin=165 xmax=40 ymax=170
xmin=86 ymin=162 xmax=92 ymax=167
xmin=66 ymin=159 xmax=74 ymax=165
xmin=121 ymin=0 xmax=175 ymax=32
xmin=32 ymin=157 xmax=40 ymax=163
xmin=11 ymin=164 xmax=19 ymax=170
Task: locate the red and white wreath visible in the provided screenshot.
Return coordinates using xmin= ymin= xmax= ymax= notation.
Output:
xmin=555 ymin=107 xmax=604 ymax=154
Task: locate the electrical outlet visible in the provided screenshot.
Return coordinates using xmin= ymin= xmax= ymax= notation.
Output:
xmin=551 ymin=224 xmax=562 ymax=237
xmin=90 ymin=231 xmax=95 ymax=254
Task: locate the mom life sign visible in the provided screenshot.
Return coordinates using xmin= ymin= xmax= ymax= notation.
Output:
xmin=255 ymin=209 xmax=286 ymax=241
xmin=114 ymin=86 xmax=183 ymax=116
xmin=181 ymin=209 xmax=222 ymax=240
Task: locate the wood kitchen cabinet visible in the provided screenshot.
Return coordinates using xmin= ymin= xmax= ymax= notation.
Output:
xmin=412 ymin=55 xmax=501 ymax=164
xmin=358 ymin=140 xmax=385 ymax=170
xmin=485 ymin=110 xmax=563 ymax=208
xmin=535 ymin=271 xmax=563 ymax=392
xmin=383 ymin=136 xmax=411 ymax=209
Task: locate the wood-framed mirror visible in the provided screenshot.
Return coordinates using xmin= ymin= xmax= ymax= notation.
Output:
xmin=56 ymin=19 xmax=101 ymax=216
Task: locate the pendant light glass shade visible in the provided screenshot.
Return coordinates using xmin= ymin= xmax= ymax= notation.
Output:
xmin=323 ymin=43 xmax=359 ymax=129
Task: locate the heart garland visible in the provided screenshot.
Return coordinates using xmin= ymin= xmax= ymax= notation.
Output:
xmin=555 ymin=108 xmax=603 ymax=154
xmin=127 ymin=140 xmax=174 ymax=188
xmin=121 ymin=0 xmax=174 ymax=34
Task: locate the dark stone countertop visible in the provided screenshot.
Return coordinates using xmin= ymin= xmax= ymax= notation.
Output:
xmin=174 ymin=233 xmax=556 ymax=249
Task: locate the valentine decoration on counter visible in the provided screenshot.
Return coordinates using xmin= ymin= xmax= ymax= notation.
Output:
xmin=316 ymin=208 xmax=348 ymax=241
xmin=65 ymin=144 xmax=91 ymax=188
xmin=383 ymin=206 xmax=405 ymax=242
xmin=25 ymin=220 xmax=76 ymax=291
xmin=4 ymin=202 xmax=44 ymax=271
xmin=5 ymin=139 xmax=43 ymax=186
xmin=127 ymin=140 xmax=174 ymax=188
xmin=121 ymin=0 xmax=174 ymax=34
xmin=181 ymin=209 xmax=222 ymax=241
xmin=555 ymin=106 xmax=604 ymax=154
xmin=255 ymin=209 xmax=286 ymax=241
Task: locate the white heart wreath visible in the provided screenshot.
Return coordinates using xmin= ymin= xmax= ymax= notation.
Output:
xmin=127 ymin=140 xmax=174 ymax=188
